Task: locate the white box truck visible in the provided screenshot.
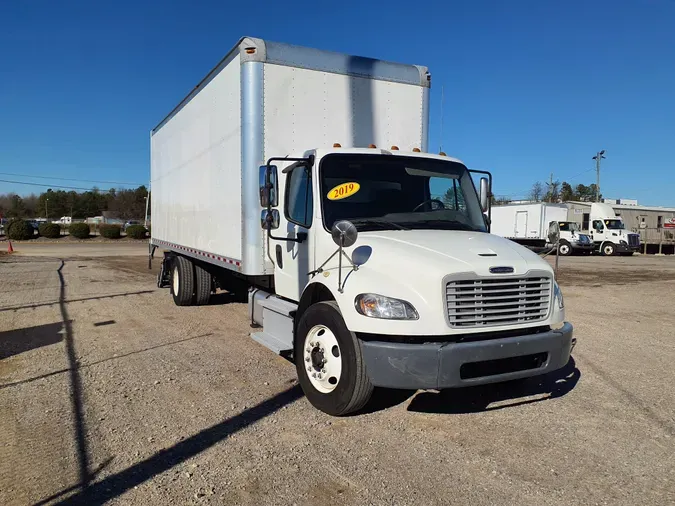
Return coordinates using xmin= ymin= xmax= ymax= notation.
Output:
xmin=491 ymin=203 xmax=593 ymax=255
xmin=150 ymin=37 xmax=573 ymax=416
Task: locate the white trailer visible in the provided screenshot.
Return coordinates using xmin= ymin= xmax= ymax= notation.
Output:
xmin=150 ymin=37 xmax=573 ymax=416
xmin=491 ymin=203 xmax=593 ymax=255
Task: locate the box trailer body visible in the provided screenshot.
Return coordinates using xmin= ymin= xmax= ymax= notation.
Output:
xmin=491 ymin=203 xmax=567 ymax=245
xmin=491 ymin=203 xmax=593 ymax=255
xmin=150 ymin=37 xmax=573 ymax=416
xmin=151 ymin=37 xmax=429 ymax=277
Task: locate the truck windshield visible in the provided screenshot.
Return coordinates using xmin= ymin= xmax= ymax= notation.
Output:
xmin=319 ymin=154 xmax=487 ymax=233
xmin=558 ymin=222 xmax=579 ymax=232
xmin=604 ymin=219 xmax=625 ymax=230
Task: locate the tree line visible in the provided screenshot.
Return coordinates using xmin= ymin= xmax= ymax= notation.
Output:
xmin=0 ymin=186 xmax=150 ymax=221
xmin=494 ymin=180 xmax=601 ymax=204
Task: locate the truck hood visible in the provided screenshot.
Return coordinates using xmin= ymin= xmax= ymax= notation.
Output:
xmin=356 ymin=230 xmax=552 ymax=278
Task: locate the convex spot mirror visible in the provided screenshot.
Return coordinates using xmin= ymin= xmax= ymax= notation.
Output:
xmin=260 ymin=209 xmax=280 ymax=230
xmin=331 ymin=220 xmax=358 ymax=248
xmin=259 ymin=165 xmax=278 ymax=208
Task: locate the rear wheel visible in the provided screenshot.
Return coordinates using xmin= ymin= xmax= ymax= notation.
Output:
xmin=194 ymin=263 xmax=212 ymax=305
xmin=602 ymin=242 xmax=616 ymax=256
xmin=171 ymin=256 xmax=195 ymax=306
xmin=295 ymin=301 xmax=373 ymax=416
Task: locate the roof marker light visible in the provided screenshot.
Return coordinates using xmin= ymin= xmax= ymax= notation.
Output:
xmin=412 ymin=148 xmax=421 ymax=152
xmin=390 ymin=146 xmax=399 ymax=150
xmin=368 ymin=144 xmax=377 ymax=148
xmin=333 ymin=143 xmax=342 ymax=148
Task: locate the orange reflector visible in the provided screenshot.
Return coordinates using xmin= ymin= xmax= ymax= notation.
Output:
xmin=333 ymin=143 xmax=342 ymax=148
xmin=368 ymin=144 xmax=377 ymax=148
xmin=412 ymin=148 xmax=421 ymax=152
xmin=245 ymin=47 xmax=256 ymax=54
xmin=439 ymin=151 xmax=447 ymax=156
xmin=390 ymin=145 xmax=399 ymax=150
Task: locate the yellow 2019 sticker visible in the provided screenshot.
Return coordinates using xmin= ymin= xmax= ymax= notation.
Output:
xmin=328 ymin=182 xmax=360 ymax=201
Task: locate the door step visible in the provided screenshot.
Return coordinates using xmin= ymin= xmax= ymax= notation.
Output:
xmin=250 ymin=296 xmax=296 ymax=354
xmin=252 ymin=332 xmax=292 ymax=354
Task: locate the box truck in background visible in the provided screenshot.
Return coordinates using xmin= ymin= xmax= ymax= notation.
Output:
xmin=491 ymin=203 xmax=593 ymax=255
xmin=150 ymin=37 xmax=573 ymax=416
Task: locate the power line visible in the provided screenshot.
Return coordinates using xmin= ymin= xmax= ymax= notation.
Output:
xmin=0 ymin=179 xmax=124 ymax=192
xmin=0 ymin=172 xmax=145 ymax=187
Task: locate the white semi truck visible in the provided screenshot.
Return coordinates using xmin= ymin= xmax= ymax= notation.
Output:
xmin=587 ymin=202 xmax=640 ymax=256
xmin=491 ymin=203 xmax=593 ymax=255
xmin=150 ymin=37 xmax=573 ymax=416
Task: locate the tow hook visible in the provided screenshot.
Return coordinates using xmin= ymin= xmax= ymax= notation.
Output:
xmin=571 ymin=337 xmax=577 ymax=352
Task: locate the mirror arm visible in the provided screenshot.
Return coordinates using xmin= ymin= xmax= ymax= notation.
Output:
xmin=265 ymin=155 xmax=314 ymax=172
xmin=266 ymin=225 xmax=307 ymax=244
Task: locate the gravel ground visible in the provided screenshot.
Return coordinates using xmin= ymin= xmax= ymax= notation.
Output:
xmin=1 ymin=247 xmax=674 ymax=505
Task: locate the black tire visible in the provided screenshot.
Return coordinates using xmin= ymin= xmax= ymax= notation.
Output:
xmin=601 ymin=242 xmax=616 ymax=256
xmin=194 ymin=263 xmax=212 ymax=305
xmin=295 ymin=301 xmax=374 ymax=416
xmin=171 ymin=256 xmax=195 ymax=306
xmin=558 ymin=240 xmax=572 ymax=256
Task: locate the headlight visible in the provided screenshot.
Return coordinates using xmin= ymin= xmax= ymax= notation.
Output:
xmin=553 ymin=282 xmax=564 ymax=310
xmin=354 ymin=293 xmax=419 ymax=320
xmin=620 ymin=240 xmax=627 ymax=245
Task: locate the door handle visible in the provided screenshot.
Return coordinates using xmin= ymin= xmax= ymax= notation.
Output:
xmin=275 ymin=244 xmax=283 ymax=268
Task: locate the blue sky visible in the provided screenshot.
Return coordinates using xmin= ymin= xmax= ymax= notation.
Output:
xmin=1 ymin=0 xmax=673 ymax=205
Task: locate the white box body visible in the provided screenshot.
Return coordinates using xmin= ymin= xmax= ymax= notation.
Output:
xmin=150 ymin=37 xmax=430 ymax=275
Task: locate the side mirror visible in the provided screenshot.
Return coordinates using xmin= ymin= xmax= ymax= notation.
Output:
xmin=259 ymin=165 xmax=278 ymax=208
xmin=479 ymin=177 xmax=489 ymax=212
xmin=260 ymin=209 xmax=280 ymax=230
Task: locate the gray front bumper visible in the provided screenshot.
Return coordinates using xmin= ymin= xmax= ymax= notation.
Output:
xmin=616 ymin=242 xmax=640 ymax=253
xmin=360 ymin=323 xmax=574 ymax=390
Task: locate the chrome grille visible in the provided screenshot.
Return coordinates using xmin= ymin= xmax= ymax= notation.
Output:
xmin=628 ymin=234 xmax=640 ymax=247
xmin=446 ymin=276 xmax=552 ymax=328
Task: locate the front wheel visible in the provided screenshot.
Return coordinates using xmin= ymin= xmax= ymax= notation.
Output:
xmin=295 ymin=301 xmax=373 ymax=416
xmin=558 ymin=241 xmax=572 ymax=256
xmin=601 ymin=242 xmax=616 ymax=256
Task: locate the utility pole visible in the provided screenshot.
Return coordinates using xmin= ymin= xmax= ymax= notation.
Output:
xmin=549 ymin=172 xmax=554 ymax=202
xmin=592 ymin=150 xmax=606 ymax=202
xmin=439 ymin=85 xmax=444 ymax=153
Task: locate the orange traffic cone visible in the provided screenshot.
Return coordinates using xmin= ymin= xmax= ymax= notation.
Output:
xmin=7 ymin=241 xmax=13 ymax=253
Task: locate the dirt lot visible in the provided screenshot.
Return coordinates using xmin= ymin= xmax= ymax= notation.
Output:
xmin=1 ymin=246 xmax=674 ymax=505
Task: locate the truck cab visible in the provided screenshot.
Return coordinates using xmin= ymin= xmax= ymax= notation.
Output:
xmin=258 ymin=147 xmax=573 ymax=415
xmin=547 ymin=221 xmax=593 ymax=256
xmin=588 ymin=203 xmax=640 ymax=255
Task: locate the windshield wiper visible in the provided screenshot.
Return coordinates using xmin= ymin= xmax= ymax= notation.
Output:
xmin=350 ymin=218 xmax=410 ymax=231
xmin=399 ymin=219 xmax=478 ymax=231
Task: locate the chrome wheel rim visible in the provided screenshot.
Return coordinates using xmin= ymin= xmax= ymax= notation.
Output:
xmin=303 ymin=325 xmax=342 ymax=393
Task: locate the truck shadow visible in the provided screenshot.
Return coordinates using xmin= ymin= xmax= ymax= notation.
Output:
xmin=0 ymin=321 xmax=65 ymax=360
xmin=407 ymin=357 xmax=580 ymax=414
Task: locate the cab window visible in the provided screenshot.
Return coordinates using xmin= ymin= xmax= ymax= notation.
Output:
xmin=285 ymin=165 xmax=313 ymax=228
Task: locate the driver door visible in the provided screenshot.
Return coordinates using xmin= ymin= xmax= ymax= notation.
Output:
xmin=272 ymin=164 xmax=314 ymax=302
xmin=591 ymin=220 xmax=606 ymax=242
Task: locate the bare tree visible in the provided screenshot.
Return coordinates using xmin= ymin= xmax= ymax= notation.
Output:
xmin=528 ymin=182 xmax=544 ymax=202
xmin=545 ymin=180 xmax=560 ymax=202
